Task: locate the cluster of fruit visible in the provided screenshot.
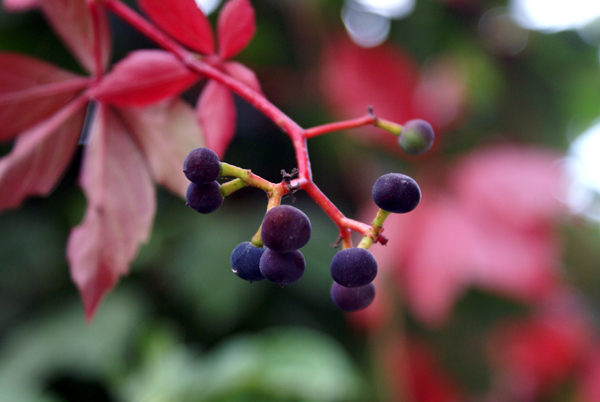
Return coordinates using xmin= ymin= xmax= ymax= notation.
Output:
xmin=184 ymin=147 xmax=225 ymax=214
xmin=330 ymin=173 xmax=421 ymax=311
xmin=183 ymin=119 xmax=432 ymax=312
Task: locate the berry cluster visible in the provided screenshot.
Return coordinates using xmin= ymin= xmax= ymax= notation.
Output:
xmin=183 ymin=117 xmax=431 ymax=313
xmin=329 ymin=173 xmax=421 ymax=311
xmin=184 ymin=148 xmax=224 ymax=214
xmin=231 ymin=205 xmax=312 ymax=285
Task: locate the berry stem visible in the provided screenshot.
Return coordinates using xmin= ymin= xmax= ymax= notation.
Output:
xmin=358 ymin=209 xmax=390 ymax=249
xmin=220 ymin=178 xmax=246 ymax=196
xmin=266 ymin=184 xmax=286 ymax=211
xmin=374 ymin=118 xmax=403 ymax=136
xmin=220 ymin=163 xmax=274 ymax=192
xmin=250 ymin=183 xmax=287 ymax=247
xmin=250 ymin=229 xmax=263 ymax=248
xmin=303 ymin=114 xmax=376 ymax=139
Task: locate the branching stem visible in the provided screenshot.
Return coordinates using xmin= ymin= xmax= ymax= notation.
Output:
xmin=304 ymin=114 xmax=376 ymax=139
xmin=102 ymin=0 xmax=395 ymax=248
xmin=358 ymin=209 xmax=390 ymax=249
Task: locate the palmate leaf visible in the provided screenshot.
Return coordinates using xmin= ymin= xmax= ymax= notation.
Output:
xmin=119 ymin=99 xmax=205 ymax=198
xmin=40 ymin=0 xmax=112 ymax=74
xmin=217 ymin=0 xmax=256 ymax=60
xmin=1 ymin=0 xmax=40 ymax=11
xmin=3 ymin=0 xmax=111 ymax=74
xmin=0 ymin=99 xmax=86 ymax=211
xmin=223 ymin=61 xmax=262 ymax=93
xmin=138 ymin=0 xmax=215 ymax=55
xmin=197 ymin=80 xmax=236 ymax=159
xmin=0 ymin=53 xmax=89 ymax=142
xmin=67 ymin=106 xmax=155 ymax=322
xmin=89 ymin=50 xmax=200 ymax=107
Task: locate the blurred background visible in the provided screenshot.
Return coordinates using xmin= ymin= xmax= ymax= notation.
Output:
xmin=2 ymin=0 xmax=600 ymax=401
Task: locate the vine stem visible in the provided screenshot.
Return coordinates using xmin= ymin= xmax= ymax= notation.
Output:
xmin=102 ymin=0 xmax=387 ymax=246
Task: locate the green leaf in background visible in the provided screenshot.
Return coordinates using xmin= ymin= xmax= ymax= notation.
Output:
xmin=0 ymin=288 xmax=148 ymax=402
xmin=121 ymin=326 xmax=365 ymax=402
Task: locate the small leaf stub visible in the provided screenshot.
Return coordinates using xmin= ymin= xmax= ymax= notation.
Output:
xmin=399 ymin=119 xmax=434 ymax=156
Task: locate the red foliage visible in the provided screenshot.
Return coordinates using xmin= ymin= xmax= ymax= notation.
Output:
xmin=486 ymin=290 xmax=594 ymax=400
xmin=90 ymin=50 xmax=201 ymax=106
xmin=0 ymin=0 xmax=253 ymax=320
xmin=381 ymin=338 xmax=464 ymax=402
xmin=67 ymin=107 xmax=156 ymax=322
xmin=576 ymin=348 xmax=600 ymax=402
xmin=0 ymin=53 xmax=89 ymax=142
xmin=217 ymin=0 xmax=256 ymax=60
xmin=138 ymin=0 xmax=214 ymax=55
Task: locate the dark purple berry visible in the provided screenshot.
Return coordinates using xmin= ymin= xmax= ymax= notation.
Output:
xmin=330 ymin=247 xmax=377 ymax=288
xmin=231 ymin=242 xmax=266 ymax=282
xmin=183 ymin=147 xmax=221 ymax=185
xmin=186 ymin=181 xmax=223 ymax=214
xmin=260 ymin=205 xmax=311 ymax=252
xmin=259 ymin=249 xmax=305 ymax=285
xmin=330 ymin=282 xmax=376 ymax=312
xmin=372 ymin=173 xmax=421 ymax=214
xmin=399 ymin=119 xmax=434 ymax=156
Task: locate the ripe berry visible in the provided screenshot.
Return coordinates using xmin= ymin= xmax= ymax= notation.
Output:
xmin=399 ymin=119 xmax=434 ymax=155
xmin=330 ymin=248 xmax=377 ymax=288
xmin=330 ymin=282 xmax=376 ymax=312
xmin=259 ymin=249 xmax=305 ymax=285
xmin=231 ymin=242 xmax=266 ymax=282
xmin=186 ymin=181 xmax=223 ymax=214
xmin=260 ymin=205 xmax=311 ymax=252
xmin=372 ymin=173 xmax=421 ymax=214
xmin=183 ymin=147 xmax=221 ymax=185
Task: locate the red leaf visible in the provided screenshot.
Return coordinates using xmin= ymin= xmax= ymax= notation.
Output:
xmin=380 ymin=338 xmax=464 ymax=402
xmin=451 ymin=145 xmax=565 ymax=230
xmin=577 ymin=348 xmax=600 ymax=402
xmin=138 ymin=0 xmax=214 ymax=55
xmin=90 ymin=50 xmax=200 ymax=107
xmin=217 ymin=0 xmax=256 ymax=60
xmin=0 ymin=53 xmax=89 ymax=142
xmin=488 ymin=295 xmax=593 ymax=400
xmin=320 ymin=36 xmax=419 ymax=139
xmin=224 ymin=61 xmax=262 ymax=93
xmin=40 ymin=0 xmax=112 ymax=74
xmin=2 ymin=0 xmax=40 ymax=11
xmin=0 ymin=98 xmax=86 ymax=211
xmin=119 ymin=99 xmax=205 ymax=198
xmin=67 ymin=106 xmax=155 ymax=322
xmin=197 ymin=80 xmax=236 ymax=158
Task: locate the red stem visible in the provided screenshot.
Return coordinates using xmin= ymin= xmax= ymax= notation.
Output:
xmin=304 ymin=114 xmax=376 ymax=139
xmin=304 ymin=182 xmax=372 ymax=236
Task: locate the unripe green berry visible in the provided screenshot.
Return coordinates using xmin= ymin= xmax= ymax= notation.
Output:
xmin=398 ymin=119 xmax=434 ymax=156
